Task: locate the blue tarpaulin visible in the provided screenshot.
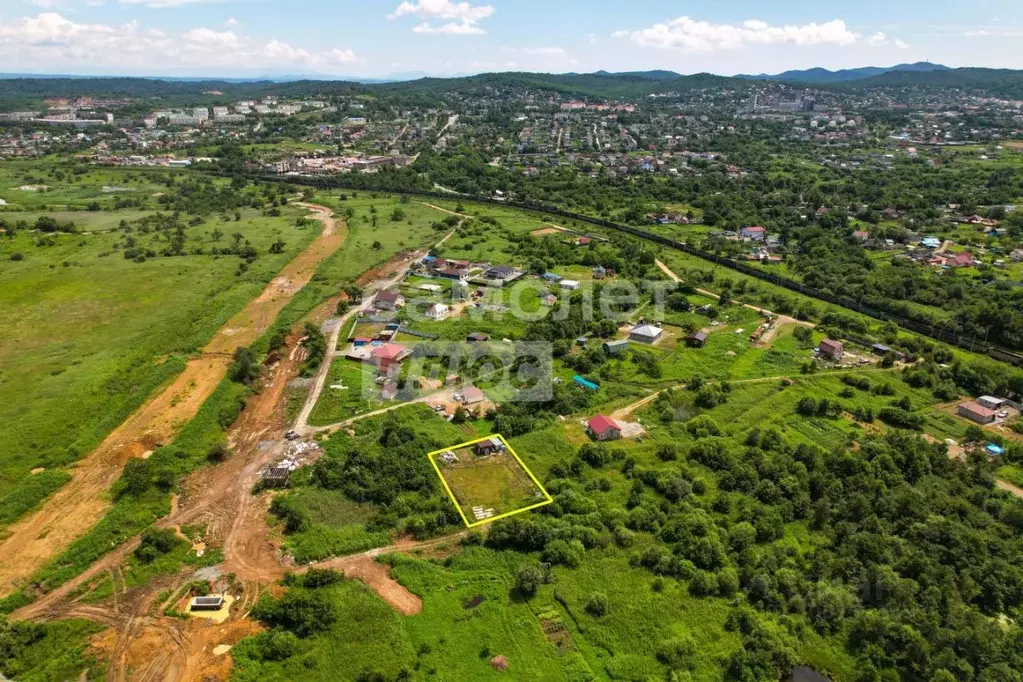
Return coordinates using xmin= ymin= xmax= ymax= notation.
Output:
xmin=573 ymin=375 xmax=599 ymax=391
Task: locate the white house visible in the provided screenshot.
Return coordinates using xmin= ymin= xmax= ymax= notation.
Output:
xmin=561 ymin=279 xmax=580 ymax=290
xmin=425 ymin=303 xmax=450 ymax=320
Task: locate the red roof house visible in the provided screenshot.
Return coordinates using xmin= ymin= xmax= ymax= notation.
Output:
xmin=370 ymin=343 xmax=410 ymax=370
xmin=586 ymin=414 xmax=622 ymax=441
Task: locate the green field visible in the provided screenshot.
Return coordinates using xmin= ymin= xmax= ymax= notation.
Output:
xmin=0 ymin=202 xmax=317 ymax=530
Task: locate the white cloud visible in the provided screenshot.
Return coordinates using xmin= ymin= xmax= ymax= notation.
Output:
xmin=964 ymin=28 xmax=1023 ymax=37
xmin=412 ymin=21 xmax=484 ymax=34
xmin=615 ymin=16 xmax=859 ymax=52
xmin=225 ymin=17 xmax=237 ymax=26
xmin=0 ymin=12 xmax=361 ymax=73
xmin=867 ymin=31 xmax=911 ymax=48
xmin=181 ymin=27 xmax=244 ymax=50
xmin=587 ymin=33 xmax=596 ymax=44
xmin=389 ymin=0 xmax=494 ymax=35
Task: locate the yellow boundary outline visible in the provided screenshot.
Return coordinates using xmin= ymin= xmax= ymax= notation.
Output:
xmin=427 ymin=433 xmax=553 ymax=528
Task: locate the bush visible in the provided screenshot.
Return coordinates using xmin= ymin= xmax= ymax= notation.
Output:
xmin=134 ymin=528 xmax=179 ymax=564
xmin=251 ymin=589 xmax=337 ymax=637
xmin=541 ymin=539 xmax=584 ymax=568
xmin=584 ymin=592 xmax=609 ymax=617
xmin=657 ymin=635 xmax=696 ymax=669
xmin=248 ymin=628 xmax=299 ymax=661
xmin=9 ymin=252 xmax=23 ymax=261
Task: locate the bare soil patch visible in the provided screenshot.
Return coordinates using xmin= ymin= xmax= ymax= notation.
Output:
xmin=319 ymin=554 xmax=422 ymax=615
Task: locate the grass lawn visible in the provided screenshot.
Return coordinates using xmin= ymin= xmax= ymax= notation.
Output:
xmin=307 ymin=359 xmax=391 ymax=426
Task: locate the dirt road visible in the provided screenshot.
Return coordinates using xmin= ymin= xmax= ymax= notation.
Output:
xmin=295 ymin=228 xmax=457 ymax=435
xmin=655 ymin=258 xmax=814 ymax=343
xmin=0 ymin=204 xmax=343 ymax=598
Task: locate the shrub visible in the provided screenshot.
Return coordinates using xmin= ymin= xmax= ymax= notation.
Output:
xmin=248 ymin=629 xmax=299 ymax=661
xmin=251 ymin=589 xmax=337 ymax=637
xmin=584 ymin=592 xmax=609 ymax=617
xmin=134 ymin=528 xmax=179 ymax=564
xmin=541 ymin=539 xmax=584 ymax=568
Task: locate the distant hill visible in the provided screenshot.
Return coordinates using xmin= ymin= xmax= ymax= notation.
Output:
xmin=590 ymin=70 xmax=683 ymax=81
xmin=737 ymin=62 xmax=950 ymax=84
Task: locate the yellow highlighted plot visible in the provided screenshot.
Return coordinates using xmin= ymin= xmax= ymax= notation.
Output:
xmin=427 ymin=434 xmax=553 ymax=528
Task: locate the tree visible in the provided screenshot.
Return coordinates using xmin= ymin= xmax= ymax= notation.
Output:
xmin=793 ymin=325 xmax=813 ymax=347
xmin=514 ymin=564 xmax=544 ymax=599
xmin=964 ymin=424 xmax=985 ymax=443
xmin=390 ymin=207 xmax=406 ymax=222
xmin=269 ymin=237 xmax=286 ymax=254
xmin=229 ymin=346 xmax=260 ymax=385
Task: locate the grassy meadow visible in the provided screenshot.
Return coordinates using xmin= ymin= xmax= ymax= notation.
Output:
xmin=0 ymin=201 xmax=317 ymax=531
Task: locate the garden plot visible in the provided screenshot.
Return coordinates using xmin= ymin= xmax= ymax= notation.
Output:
xmin=428 ymin=435 xmax=551 ymax=526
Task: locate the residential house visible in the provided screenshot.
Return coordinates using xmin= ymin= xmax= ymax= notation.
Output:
xmin=425 ymin=303 xmax=450 ymax=320
xmin=947 ymin=252 xmax=975 ymax=268
xmin=740 ymin=225 xmax=767 ymax=241
xmin=586 ymin=414 xmax=622 ymax=442
xmin=458 ymin=386 xmax=486 ymax=405
xmin=541 ymin=272 xmax=562 ymax=282
xmin=629 ymin=324 xmax=664 ymax=344
xmin=592 ymin=265 xmax=607 ymax=279
xmin=818 ymin=339 xmax=844 ymax=360
xmin=483 ymin=265 xmax=521 ymax=283
xmin=467 ymin=332 xmax=490 ymax=343
xmin=370 ymin=343 xmax=410 ymax=372
xmin=852 ymin=230 xmax=870 ymax=242
xmin=541 ymin=294 xmax=559 ymax=307
xmin=561 ymin=279 xmax=580 ymax=290
xmin=958 ymin=401 xmax=996 ymax=424
xmin=375 ymin=290 xmax=404 ymax=311
xmin=576 ymin=236 xmax=592 ymax=246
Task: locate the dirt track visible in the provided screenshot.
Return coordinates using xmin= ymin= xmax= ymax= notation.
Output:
xmin=0 ymin=204 xmax=342 ymax=598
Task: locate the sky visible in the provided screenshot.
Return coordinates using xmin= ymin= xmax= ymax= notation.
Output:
xmin=0 ymin=0 xmax=1021 ymax=78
